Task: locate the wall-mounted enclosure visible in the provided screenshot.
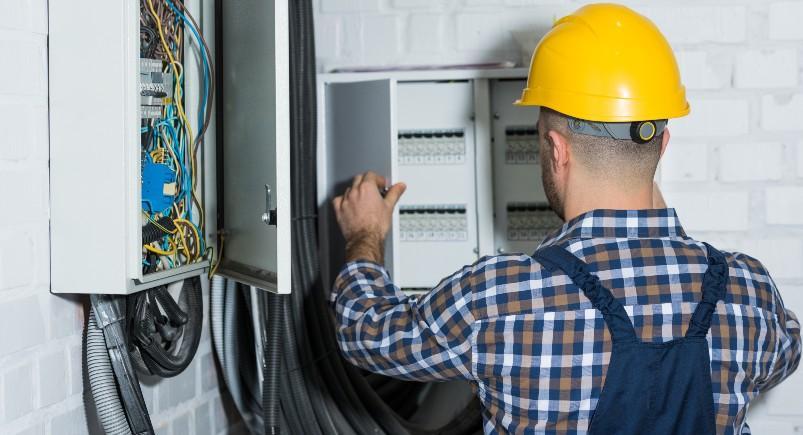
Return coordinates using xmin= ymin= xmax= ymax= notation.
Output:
xmin=49 ymin=0 xmax=292 ymax=294
xmin=317 ymin=69 xmax=562 ymax=291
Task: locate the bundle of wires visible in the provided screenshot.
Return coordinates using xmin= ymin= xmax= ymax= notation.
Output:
xmin=139 ymin=0 xmax=217 ymax=276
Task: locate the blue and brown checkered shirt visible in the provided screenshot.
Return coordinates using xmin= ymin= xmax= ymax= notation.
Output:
xmin=332 ymin=209 xmax=801 ymax=434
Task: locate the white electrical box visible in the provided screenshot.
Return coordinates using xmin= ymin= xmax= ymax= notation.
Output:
xmin=49 ymin=0 xmax=291 ymax=294
xmin=318 ymin=70 xmax=564 ymax=291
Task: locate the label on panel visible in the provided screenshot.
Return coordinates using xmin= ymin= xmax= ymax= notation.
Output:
xmin=396 ymin=81 xmax=478 ymax=289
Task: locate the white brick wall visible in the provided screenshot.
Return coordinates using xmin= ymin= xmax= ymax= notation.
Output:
xmin=315 ymin=0 xmax=803 ymax=430
xmin=0 ymin=3 xmax=237 ymax=434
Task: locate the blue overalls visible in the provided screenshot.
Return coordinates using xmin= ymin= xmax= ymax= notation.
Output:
xmin=532 ymin=243 xmax=728 ymax=434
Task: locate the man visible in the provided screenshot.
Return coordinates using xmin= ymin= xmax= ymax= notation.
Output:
xmin=330 ymin=4 xmax=801 ymax=434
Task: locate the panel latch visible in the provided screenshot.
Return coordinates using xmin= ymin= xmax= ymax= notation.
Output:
xmin=262 ymin=184 xmax=277 ymax=226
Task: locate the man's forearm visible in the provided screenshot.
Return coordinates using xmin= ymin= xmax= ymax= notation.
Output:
xmin=345 ymin=231 xmax=385 ymax=264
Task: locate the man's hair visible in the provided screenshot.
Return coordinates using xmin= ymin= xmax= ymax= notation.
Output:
xmin=539 ymin=108 xmax=663 ymax=183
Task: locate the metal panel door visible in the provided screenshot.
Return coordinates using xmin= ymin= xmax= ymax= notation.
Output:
xmin=219 ymin=0 xmax=291 ymax=294
xmin=322 ymin=79 xmax=398 ymax=282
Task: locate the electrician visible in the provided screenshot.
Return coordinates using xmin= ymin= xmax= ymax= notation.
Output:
xmin=330 ymin=4 xmax=801 ymax=434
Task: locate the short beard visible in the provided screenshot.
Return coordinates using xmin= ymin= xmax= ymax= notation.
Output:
xmin=541 ymin=151 xmax=565 ymax=221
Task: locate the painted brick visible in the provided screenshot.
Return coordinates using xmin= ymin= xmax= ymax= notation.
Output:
xmin=734 ymin=48 xmax=798 ymax=89
xmin=320 ymin=0 xmax=380 ymax=13
xmin=67 ymin=343 xmax=83 ymax=395
xmin=641 ymin=6 xmax=747 ymax=44
xmin=737 ymin=239 xmax=803 ymax=280
xmin=362 ymin=15 xmax=401 ymax=62
xmin=38 ymin=350 xmax=68 ymax=407
xmin=676 ymin=51 xmax=732 ymax=91
xmin=314 ymin=15 xmax=341 ymax=61
xmin=798 ymin=143 xmax=803 ymax=178
xmin=456 ymin=13 xmax=513 ymax=53
xmin=671 ymin=99 xmax=750 ymax=137
xmin=0 ymin=0 xmax=47 ymax=33
xmin=49 ymin=405 xmax=92 ymax=435
xmin=194 ymin=402 xmax=213 ymax=435
xmin=3 ymin=363 xmax=34 ymax=422
xmin=48 ymin=295 xmax=82 ymax=339
xmin=0 ymin=33 xmax=46 ymax=96
xmin=762 ymin=93 xmax=803 ymax=132
xmin=766 ymin=187 xmax=803 ymax=225
xmin=769 ymin=2 xmax=803 ymax=40
xmin=409 ymin=14 xmax=444 ymax=53
xmin=0 ymin=100 xmax=45 ymax=161
xmin=12 ymin=423 xmax=43 ymax=435
xmin=0 ymin=296 xmax=45 ymax=358
xmin=200 ymin=352 xmax=218 ymax=392
xmin=0 ymin=232 xmax=34 ymax=291
xmin=719 ymin=143 xmax=784 ymax=182
xmin=159 ymin=362 xmax=197 ymax=410
xmin=664 ymin=191 xmax=749 ymax=232
xmin=661 ymin=142 xmax=708 ymax=182
xmin=172 ymin=412 xmax=192 ymax=435
xmin=0 ymin=167 xmax=48 ymax=227
xmin=393 ymin=0 xmax=440 ymax=7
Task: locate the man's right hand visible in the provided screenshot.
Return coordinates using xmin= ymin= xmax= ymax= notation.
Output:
xmin=332 ymin=171 xmax=406 ymax=264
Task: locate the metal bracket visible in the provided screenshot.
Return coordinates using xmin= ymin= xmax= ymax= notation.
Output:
xmin=261 ymin=184 xmax=277 ymax=226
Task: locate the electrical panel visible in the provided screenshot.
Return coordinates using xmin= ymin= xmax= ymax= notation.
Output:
xmin=319 ymin=70 xmax=564 ymax=292
xmin=490 ymin=79 xmax=561 ymax=256
xmin=49 ymin=0 xmax=292 ymax=294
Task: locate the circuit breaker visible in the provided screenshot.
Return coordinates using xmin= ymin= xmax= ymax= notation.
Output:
xmin=319 ymin=70 xmax=563 ymax=291
xmin=49 ymin=0 xmax=291 ymax=294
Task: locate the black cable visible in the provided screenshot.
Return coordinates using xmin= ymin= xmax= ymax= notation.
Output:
xmin=262 ymin=291 xmax=283 ymax=435
xmin=127 ymin=277 xmax=203 ymax=378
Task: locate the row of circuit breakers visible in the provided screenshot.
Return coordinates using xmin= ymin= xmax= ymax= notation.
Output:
xmin=395 ymin=129 xmax=559 ymax=244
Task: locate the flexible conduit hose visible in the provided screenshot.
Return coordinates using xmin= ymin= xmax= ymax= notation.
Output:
xmin=262 ymin=291 xmax=283 ymax=434
xmin=86 ymin=309 xmax=134 ymax=435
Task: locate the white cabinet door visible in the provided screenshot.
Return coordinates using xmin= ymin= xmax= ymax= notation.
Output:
xmin=219 ymin=0 xmax=291 ymax=294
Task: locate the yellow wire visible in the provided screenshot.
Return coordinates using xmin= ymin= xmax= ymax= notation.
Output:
xmin=174 ymin=218 xmax=201 ymax=260
xmin=209 ymin=234 xmax=224 ymax=278
xmin=145 ymin=0 xmax=212 ymax=271
xmin=147 ymin=0 xmax=194 ymax=144
xmin=145 ymin=244 xmax=176 ymax=256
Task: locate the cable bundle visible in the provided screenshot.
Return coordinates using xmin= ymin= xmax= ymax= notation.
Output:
xmin=139 ymin=0 xmax=217 ymax=276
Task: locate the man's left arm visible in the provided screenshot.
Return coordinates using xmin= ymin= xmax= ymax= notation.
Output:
xmin=331 ymin=260 xmax=476 ymax=382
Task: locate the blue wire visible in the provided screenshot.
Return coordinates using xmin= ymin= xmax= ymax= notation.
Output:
xmin=164 ymin=0 xmax=210 ymax=136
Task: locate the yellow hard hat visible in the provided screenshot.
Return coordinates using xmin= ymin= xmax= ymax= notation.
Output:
xmin=515 ymin=3 xmax=690 ymax=123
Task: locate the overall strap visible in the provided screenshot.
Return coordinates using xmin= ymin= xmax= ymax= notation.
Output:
xmin=533 ymin=246 xmax=637 ymax=342
xmin=686 ymin=243 xmax=729 ymax=338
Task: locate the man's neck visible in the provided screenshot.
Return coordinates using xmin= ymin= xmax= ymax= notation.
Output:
xmin=562 ymin=181 xmax=656 ymax=222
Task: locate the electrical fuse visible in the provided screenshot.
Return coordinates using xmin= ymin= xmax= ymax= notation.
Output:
xmin=506 ymin=202 xmax=562 ymax=241
xmin=399 ymin=205 xmax=468 ymax=242
xmin=397 ymin=129 xmax=466 ymax=166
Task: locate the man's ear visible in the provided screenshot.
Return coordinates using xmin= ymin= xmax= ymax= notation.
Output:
xmin=547 ymin=129 xmax=571 ymax=171
xmin=659 ymin=127 xmax=671 ymax=158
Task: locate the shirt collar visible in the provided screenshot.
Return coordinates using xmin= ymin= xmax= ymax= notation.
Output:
xmin=538 ymin=208 xmax=689 ymax=248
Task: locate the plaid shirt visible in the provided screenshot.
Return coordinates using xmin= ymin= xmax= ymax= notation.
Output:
xmin=331 ymin=209 xmax=801 ymax=434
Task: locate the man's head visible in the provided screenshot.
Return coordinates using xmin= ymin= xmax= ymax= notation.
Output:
xmin=537 ymin=108 xmax=670 ymax=220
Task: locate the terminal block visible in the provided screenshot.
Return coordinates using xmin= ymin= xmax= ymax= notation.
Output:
xmin=139 ymin=58 xmax=174 ymax=120
xmin=399 ymin=205 xmax=468 ymax=242
xmin=506 ymin=202 xmax=563 ymax=242
xmin=505 ymin=126 xmax=539 ymax=164
xmin=398 ymin=129 xmax=466 ymax=165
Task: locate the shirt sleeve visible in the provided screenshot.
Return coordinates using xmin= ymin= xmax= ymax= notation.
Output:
xmin=761 ymin=279 xmax=802 ymax=391
xmin=330 ymin=260 xmax=477 ymax=382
